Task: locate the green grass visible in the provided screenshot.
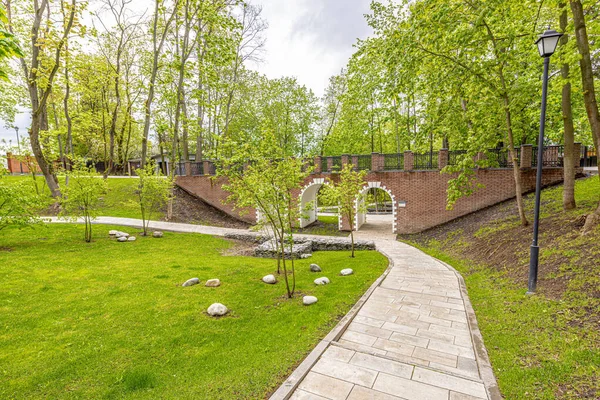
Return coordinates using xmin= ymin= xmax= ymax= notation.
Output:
xmin=0 ymin=224 xmax=387 ymax=399
xmin=317 ymin=215 xmax=338 ymax=225
xmin=293 ymin=215 xmax=346 ymax=237
xmin=1 ymin=175 xmax=148 ymax=219
xmin=410 ymin=245 xmax=599 ymax=399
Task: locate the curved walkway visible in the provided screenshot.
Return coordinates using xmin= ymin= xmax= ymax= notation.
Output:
xmin=48 ymin=216 xmax=500 ymax=400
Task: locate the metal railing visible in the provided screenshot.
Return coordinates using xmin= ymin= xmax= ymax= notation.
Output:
xmin=448 ymin=150 xmax=468 ymax=166
xmin=383 ymin=153 xmax=404 ymax=170
xmin=485 ymin=148 xmax=519 ymax=168
xmin=331 ymin=156 xmax=342 ymax=171
xmin=533 ymin=145 xmax=563 ymax=167
xmin=357 ymin=155 xmax=372 ymax=171
xmin=413 ymin=152 xmax=438 ymax=170
xmin=190 ymin=162 xmax=204 ymax=175
xmin=171 ymin=145 xmax=583 ymax=177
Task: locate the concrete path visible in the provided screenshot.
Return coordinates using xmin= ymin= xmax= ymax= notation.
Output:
xmin=47 ymin=216 xmax=499 ymax=400
xmin=282 ymin=239 xmax=500 ymax=400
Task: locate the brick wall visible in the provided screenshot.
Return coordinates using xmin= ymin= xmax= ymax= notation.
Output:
xmin=5 ymin=153 xmax=41 ymax=174
xmin=176 ymin=175 xmax=257 ymax=224
xmin=176 ymin=167 xmax=574 ymax=233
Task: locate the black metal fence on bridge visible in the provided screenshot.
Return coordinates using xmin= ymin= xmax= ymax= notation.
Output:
xmin=581 ymin=146 xmax=597 ymax=167
xmin=383 ymin=153 xmax=403 ymax=170
xmin=414 ymin=152 xmax=439 ymax=170
xmin=171 ymin=145 xmax=588 ymax=176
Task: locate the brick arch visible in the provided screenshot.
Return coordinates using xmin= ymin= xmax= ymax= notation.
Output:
xmin=298 ymin=178 xmax=339 ymax=229
xmin=355 ymin=182 xmax=397 ymax=233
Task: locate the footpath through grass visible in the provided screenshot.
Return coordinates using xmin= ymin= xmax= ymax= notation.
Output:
xmin=0 ymin=224 xmax=387 ymax=399
xmin=403 ymin=177 xmax=600 ymax=399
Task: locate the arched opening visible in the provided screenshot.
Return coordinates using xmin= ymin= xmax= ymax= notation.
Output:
xmin=298 ymin=179 xmax=340 ymax=229
xmin=355 ymin=183 xmax=396 ymax=234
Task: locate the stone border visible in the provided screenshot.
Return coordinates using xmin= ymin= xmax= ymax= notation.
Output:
xmin=268 ymin=250 xmax=395 ymax=400
xmin=433 ymin=258 xmax=502 ymax=400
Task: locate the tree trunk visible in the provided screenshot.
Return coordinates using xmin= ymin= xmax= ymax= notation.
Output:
xmin=570 ymin=0 xmax=600 ymax=232
xmin=142 ymin=0 xmax=176 ymax=168
xmin=503 ymin=95 xmax=528 ymax=226
xmin=561 ymin=6 xmax=576 ymax=210
xmin=498 ymin=62 xmax=528 ymax=226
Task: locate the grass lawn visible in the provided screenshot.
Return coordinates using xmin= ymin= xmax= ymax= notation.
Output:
xmin=403 ymin=177 xmax=600 ymax=399
xmin=2 ymin=175 xmax=151 ymax=219
xmin=293 ymin=215 xmax=346 ymax=237
xmin=0 ymin=224 xmax=387 ymax=399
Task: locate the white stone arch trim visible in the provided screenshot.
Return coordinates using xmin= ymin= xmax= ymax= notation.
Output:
xmin=298 ymin=178 xmax=336 ymax=228
xmin=355 ymin=182 xmax=397 ymax=233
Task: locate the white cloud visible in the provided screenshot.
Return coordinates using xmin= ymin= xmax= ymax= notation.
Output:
xmin=248 ymin=0 xmax=372 ymax=97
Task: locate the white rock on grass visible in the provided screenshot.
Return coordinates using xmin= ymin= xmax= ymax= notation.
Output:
xmin=310 ymin=264 xmax=322 ymax=272
xmin=205 ymin=279 xmax=221 ymax=287
xmin=117 ymin=236 xmax=128 ymax=242
xmin=182 ymin=278 xmax=200 ymax=287
xmin=127 ymin=236 xmax=136 ymax=242
xmin=340 ymin=268 xmax=354 ymax=276
xmin=109 ymin=230 xmax=118 ymax=236
xmin=300 ymin=254 xmax=312 ymax=259
xmin=314 ymin=277 xmax=330 ymax=285
xmin=152 ymin=231 xmax=163 ymax=238
xmin=303 ymin=296 xmax=318 ymax=305
xmin=262 ymin=274 xmax=277 ymax=284
xmin=207 ymin=303 xmax=228 ymax=316
xmin=115 ymin=231 xmax=130 ymax=238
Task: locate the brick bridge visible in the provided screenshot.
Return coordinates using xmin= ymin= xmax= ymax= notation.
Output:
xmin=175 ymin=144 xmax=584 ymax=234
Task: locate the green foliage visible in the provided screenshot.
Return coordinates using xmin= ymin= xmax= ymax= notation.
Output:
xmin=443 ymin=157 xmax=485 ymax=210
xmin=59 ymin=166 xmax=108 ymax=242
xmin=0 ymin=178 xmax=45 ymax=232
xmin=222 ymin=130 xmax=312 ymax=297
xmin=321 ymin=164 xmax=367 ymax=257
xmin=0 ymin=5 xmax=23 ymax=81
xmin=0 ymin=224 xmax=387 ymax=398
xmin=135 ymin=164 xmax=174 ymax=235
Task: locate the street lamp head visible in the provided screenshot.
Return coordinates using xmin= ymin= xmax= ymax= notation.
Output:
xmin=535 ymin=28 xmax=563 ymax=58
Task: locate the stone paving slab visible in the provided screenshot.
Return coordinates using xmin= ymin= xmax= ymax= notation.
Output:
xmin=280 ymin=238 xmax=501 ymax=400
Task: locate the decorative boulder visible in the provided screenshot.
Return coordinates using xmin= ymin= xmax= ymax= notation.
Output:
xmin=303 ymin=296 xmax=318 ymax=306
xmin=314 ymin=277 xmax=330 ymax=285
xmin=182 ymin=278 xmax=200 ymax=287
xmin=115 ymin=231 xmax=129 ymax=238
xmin=117 ymin=236 xmax=128 ymax=242
xmin=262 ymin=274 xmax=277 ymax=284
xmin=109 ymin=230 xmax=118 ymax=236
xmin=310 ymin=264 xmax=322 ymax=272
xmin=300 ymin=254 xmax=313 ymax=259
xmin=127 ymin=236 xmax=136 ymax=242
xmin=152 ymin=231 xmax=163 ymax=238
xmin=340 ymin=268 xmax=354 ymax=276
xmin=207 ymin=303 xmax=228 ymax=316
xmin=205 ymin=279 xmax=221 ymax=287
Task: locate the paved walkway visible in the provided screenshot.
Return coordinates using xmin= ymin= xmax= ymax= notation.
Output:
xmin=285 ymin=238 xmax=499 ymax=400
xmin=48 ymin=216 xmax=499 ymax=400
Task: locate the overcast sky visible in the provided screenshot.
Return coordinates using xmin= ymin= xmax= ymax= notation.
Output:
xmin=0 ymin=0 xmax=373 ymax=146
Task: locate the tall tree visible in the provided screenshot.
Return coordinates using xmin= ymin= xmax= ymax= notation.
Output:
xmin=7 ymin=0 xmax=78 ymax=197
xmin=560 ymin=4 xmax=577 ymax=210
xmin=141 ymin=0 xmax=178 ymax=168
xmin=570 ymin=0 xmax=600 ymax=232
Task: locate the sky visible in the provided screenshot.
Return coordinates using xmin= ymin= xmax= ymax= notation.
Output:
xmin=0 ymin=0 xmax=374 ymax=146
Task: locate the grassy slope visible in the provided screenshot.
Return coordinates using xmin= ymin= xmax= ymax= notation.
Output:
xmin=404 ymin=177 xmax=600 ymax=399
xmin=2 ymin=175 xmax=144 ymax=219
xmin=0 ymin=224 xmax=387 ymax=399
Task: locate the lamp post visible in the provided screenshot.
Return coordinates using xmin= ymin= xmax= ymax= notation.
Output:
xmin=13 ymin=126 xmax=23 ymax=174
xmin=528 ymin=28 xmax=563 ymax=294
